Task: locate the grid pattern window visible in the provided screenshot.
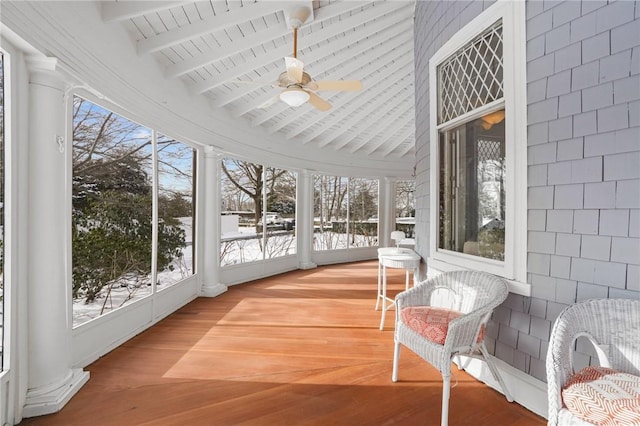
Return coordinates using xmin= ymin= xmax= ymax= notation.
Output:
xmin=437 ymin=22 xmax=503 ymax=124
xmin=313 ymin=175 xmax=379 ymax=251
xmin=430 ymin=0 xmax=527 ymax=282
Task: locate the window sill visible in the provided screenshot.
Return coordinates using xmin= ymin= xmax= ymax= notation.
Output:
xmin=426 ymin=257 xmax=531 ymax=297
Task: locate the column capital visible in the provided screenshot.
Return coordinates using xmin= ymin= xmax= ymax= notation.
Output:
xmin=26 ymin=56 xmax=66 ymax=91
xmin=203 ymin=145 xmax=221 ymax=158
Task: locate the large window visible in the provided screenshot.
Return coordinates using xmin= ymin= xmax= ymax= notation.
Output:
xmin=439 ymin=112 xmax=506 ymax=260
xmin=156 ymin=134 xmax=195 ymax=289
xmin=72 ymin=97 xmax=194 ymax=326
xmin=429 ymin=2 xmax=526 ymax=281
xmin=220 ymin=158 xmax=296 ymax=266
xmin=313 ymin=175 xmax=379 ymax=250
xmin=395 ymin=180 xmax=415 ymax=238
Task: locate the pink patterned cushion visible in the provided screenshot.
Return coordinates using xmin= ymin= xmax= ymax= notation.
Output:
xmin=562 ymin=366 xmax=640 ymax=426
xmin=400 ymin=306 xmax=485 ymax=345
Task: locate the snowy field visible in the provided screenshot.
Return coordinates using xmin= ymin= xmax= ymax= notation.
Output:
xmin=72 ymin=222 xmax=378 ymax=327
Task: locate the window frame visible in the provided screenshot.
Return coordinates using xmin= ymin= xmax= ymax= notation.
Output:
xmin=428 ymin=0 xmax=527 ymax=287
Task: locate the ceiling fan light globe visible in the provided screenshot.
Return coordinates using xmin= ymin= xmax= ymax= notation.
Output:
xmin=280 ymin=89 xmax=310 ymax=107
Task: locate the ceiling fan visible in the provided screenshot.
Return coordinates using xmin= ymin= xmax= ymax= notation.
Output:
xmin=249 ymin=7 xmax=363 ymax=111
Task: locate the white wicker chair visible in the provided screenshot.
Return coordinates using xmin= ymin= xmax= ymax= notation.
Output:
xmin=546 ymin=298 xmax=640 ymax=426
xmin=391 ymin=270 xmax=513 ymax=426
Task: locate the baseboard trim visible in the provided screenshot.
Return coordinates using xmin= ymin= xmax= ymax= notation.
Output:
xmin=200 ymin=283 xmax=227 ymax=297
xmin=455 ymin=354 xmax=548 ymax=419
xmin=23 ymin=368 xmax=90 ymax=418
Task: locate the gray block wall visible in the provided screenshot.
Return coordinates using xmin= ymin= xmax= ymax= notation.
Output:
xmin=414 ymin=0 xmax=640 ymax=383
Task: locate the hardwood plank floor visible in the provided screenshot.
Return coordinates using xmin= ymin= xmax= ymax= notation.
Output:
xmin=21 ymin=261 xmax=546 ymax=426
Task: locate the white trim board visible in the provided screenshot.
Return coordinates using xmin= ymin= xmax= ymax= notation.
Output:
xmin=454 ymin=354 xmax=548 ymax=420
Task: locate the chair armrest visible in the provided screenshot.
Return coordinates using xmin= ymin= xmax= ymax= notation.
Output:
xmin=444 ymin=305 xmax=493 ymax=353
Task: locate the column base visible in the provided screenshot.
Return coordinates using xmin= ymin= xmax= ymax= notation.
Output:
xmin=200 ymin=283 xmax=227 ymax=297
xmin=299 ymin=261 xmax=317 ymax=270
xmin=23 ymin=368 xmax=90 ymax=418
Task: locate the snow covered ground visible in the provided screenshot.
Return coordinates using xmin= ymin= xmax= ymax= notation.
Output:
xmin=72 ymin=223 xmax=377 ymax=327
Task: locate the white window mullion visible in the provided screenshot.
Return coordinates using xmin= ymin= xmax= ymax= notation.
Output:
xmin=151 ymin=130 xmax=159 ymax=294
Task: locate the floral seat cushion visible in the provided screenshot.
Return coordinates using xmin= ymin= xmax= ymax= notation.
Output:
xmin=562 ymin=366 xmax=640 ymax=426
xmin=400 ymin=306 xmax=485 ymax=345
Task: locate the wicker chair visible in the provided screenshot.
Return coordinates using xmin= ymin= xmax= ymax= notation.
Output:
xmin=391 ymin=270 xmax=513 ymax=426
xmin=546 ymin=298 xmax=640 ymax=426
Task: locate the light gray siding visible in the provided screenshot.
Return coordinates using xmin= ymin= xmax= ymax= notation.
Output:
xmin=414 ymin=0 xmax=640 ymax=383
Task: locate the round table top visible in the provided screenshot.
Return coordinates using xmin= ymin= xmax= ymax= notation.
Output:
xmin=377 ymin=247 xmax=421 ymax=267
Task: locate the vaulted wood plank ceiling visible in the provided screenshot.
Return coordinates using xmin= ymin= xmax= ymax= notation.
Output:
xmin=104 ymin=0 xmax=416 ymax=160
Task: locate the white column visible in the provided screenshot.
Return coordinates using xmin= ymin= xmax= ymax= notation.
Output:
xmin=379 ymin=177 xmax=396 ymax=248
xmin=23 ymin=57 xmax=88 ymax=417
xmin=296 ymin=170 xmax=316 ymax=270
xmin=200 ymin=147 xmax=226 ymax=296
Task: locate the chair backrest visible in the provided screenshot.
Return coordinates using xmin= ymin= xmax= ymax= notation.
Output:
xmin=427 ymin=270 xmax=509 ymax=314
xmin=549 ymin=298 xmax=640 ymax=383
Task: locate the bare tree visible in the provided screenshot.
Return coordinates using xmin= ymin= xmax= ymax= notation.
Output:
xmin=221 ymin=159 xmax=288 ymax=224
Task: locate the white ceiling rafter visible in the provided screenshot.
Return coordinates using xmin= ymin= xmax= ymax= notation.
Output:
xmin=211 ymin=7 xmax=413 ymax=108
xmin=324 ymin=87 xmax=412 ymax=151
xmin=108 ymin=0 xmax=417 ymax=164
xmin=243 ymin=32 xmax=413 ymax=126
xmin=102 ymin=1 xmax=191 ymax=23
xmin=397 ymin=136 xmax=417 ymax=158
xmin=190 ymin=2 xmax=410 ymax=94
xmin=329 ymin=98 xmax=411 ymax=153
xmin=137 ymin=1 xmax=277 ymax=55
xmin=347 ymin=99 xmax=413 ymax=153
xmin=285 ymin=53 xmax=413 ymax=140
xmin=363 ymin=115 xmax=414 ymax=155
xmin=304 ymin=64 xmax=413 ymax=145
xmin=381 ymin=125 xmax=415 ymax=157
xmin=165 ymin=1 xmax=367 ymax=79
xmin=234 ymin=25 xmax=414 ymax=120
xmin=293 ymin=69 xmax=411 ymax=146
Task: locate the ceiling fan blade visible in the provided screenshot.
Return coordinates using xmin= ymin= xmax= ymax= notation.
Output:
xmin=258 ymin=94 xmax=280 ymax=109
xmin=307 ymin=92 xmax=332 ymax=112
xmin=314 ymin=80 xmax=363 ymax=92
xmin=285 ymin=56 xmax=304 ymax=84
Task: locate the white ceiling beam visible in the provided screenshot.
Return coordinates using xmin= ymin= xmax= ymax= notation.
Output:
xmin=304 ymin=66 xmax=413 ymax=145
xmin=358 ymin=100 xmax=414 ymax=154
xmin=348 ymin=99 xmax=413 ymax=153
xmin=213 ymin=6 xmax=412 ymax=107
xmin=102 ymin=1 xmax=191 ymax=23
xmin=166 ymin=1 xmax=368 ymax=79
xmin=330 ymin=88 xmax=412 ymax=151
xmin=316 ymin=84 xmax=410 ymax=149
xmin=236 ymin=27 xmax=413 ymax=120
xmin=397 ymin=136 xmax=416 ymax=158
xmin=192 ymin=2 xmax=412 ymax=94
xmin=367 ymin=115 xmax=414 ymax=155
xmin=379 ymin=125 xmax=415 ymax=157
xmin=284 ymin=52 xmax=413 ymax=139
xmin=137 ymin=1 xmax=278 ymax=55
xmin=328 ymin=79 xmax=412 ymax=150
xmin=240 ymin=29 xmax=413 ymax=123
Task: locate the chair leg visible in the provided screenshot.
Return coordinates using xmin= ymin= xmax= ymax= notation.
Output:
xmin=441 ymin=374 xmax=450 ymax=426
xmin=392 ymin=341 xmax=401 ymax=382
xmin=479 ymin=343 xmax=514 ymax=402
